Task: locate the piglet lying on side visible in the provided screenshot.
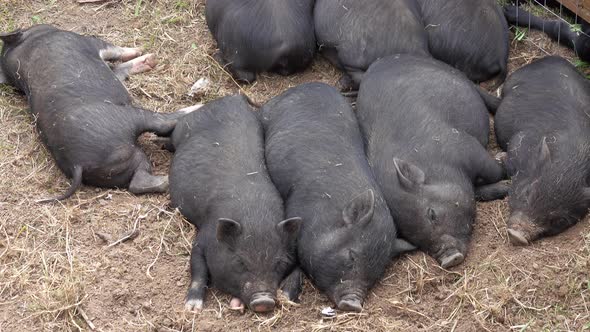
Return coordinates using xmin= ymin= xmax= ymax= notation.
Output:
xmin=169 ymin=96 xmax=301 ymax=313
xmin=0 ymin=25 xmax=190 ymax=201
xmin=494 ymin=56 xmax=590 ymax=245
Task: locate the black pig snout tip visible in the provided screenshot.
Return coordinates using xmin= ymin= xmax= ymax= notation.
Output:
xmin=249 ymin=292 xmax=276 ymax=313
xmin=337 ymin=294 xmax=363 ymax=312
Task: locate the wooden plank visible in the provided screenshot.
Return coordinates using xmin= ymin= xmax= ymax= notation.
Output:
xmin=555 ymin=0 xmax=590 ymax=23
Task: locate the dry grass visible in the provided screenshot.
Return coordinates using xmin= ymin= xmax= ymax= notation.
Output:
xmin=0 ymin=0 xmax=589 ymax=331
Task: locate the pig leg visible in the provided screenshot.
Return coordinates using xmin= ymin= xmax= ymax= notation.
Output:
xmin=185 ymin=245 xmax=209 ymax=312
xmin=472 ymin=150 xmax=507 ymax=185
xmin=214 ymin=51 xmax=257 ymax=83
xmin=99 ymin=46 xmax=143 ymax=62
xmin=475 ymin=180 xmax=510 ymax=201
xmin=280 ymin=267 xmax=304 ymax=302
xmin=113 ymin=54 xmax=158 ymax=81
xmin=138 ymin=105 xmax=202 ymax=138
xmin=128 ymin=153 xmax=168 ymax=194
xmin=87 ymin=36 xmax=143 ymax=62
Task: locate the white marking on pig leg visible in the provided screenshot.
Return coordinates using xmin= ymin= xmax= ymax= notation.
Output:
xmin=185 ymin=298 xmax=203 ymax=312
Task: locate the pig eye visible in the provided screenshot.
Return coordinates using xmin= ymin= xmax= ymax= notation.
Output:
xmin=348 ymin=249 xmax=358 ymax=262
xmin=274 ymin=259 xmax=291 ymax=273
xmin=427 ymin=208 xmax=437 ymax=221
xmin=234 ymin=256 xmax=248 ymax=272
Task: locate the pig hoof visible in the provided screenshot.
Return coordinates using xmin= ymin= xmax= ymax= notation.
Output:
xmin=229 ymin=297 xmax=245 ymax=313
xmin=440 ymin=252 xmax=465 ymax=269
xmin=129 ymin=173 xmax=169 ymax=194
xmin=507 ymin=229 xmax=530 ymax=246
xmin=185 ymin=298 xmax=203 ymax=312
xmin=337 ymin=297 xmax=363 ymax=312
xmin=249 ymin=293 xmax=276 ymax=313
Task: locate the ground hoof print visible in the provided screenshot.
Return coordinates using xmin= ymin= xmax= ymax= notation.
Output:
xmin=507 ymin=228 xmax=530 ymax=246
xmin=249 ymin=293 xmax=276 ymax=313
xmin=184 ymin=298 xmax=203 ymax=312
xmin=337 ymin=296 xmax=363 ymax=312
xmin=440 ymin=252 xmax=465 ymax=269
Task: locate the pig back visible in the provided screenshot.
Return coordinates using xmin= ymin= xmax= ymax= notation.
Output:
xmin=170 ymin=95 xmax=283 ymax=228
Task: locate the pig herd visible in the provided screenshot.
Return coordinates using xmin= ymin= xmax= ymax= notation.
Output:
xmin=1 ymin=0 xmax=589 ymax=315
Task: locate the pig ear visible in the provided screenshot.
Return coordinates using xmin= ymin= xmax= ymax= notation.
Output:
xmin=393 ymin=158 xmax=425 ymax=190
xmin=538 ymin=137 xmax=551 ymax=165
xmin=216 ymin=218 xmax=242 ymax=249
xmin=342 ymin=189 xmax=375 ymax=227
xmin=0 ymin=29 xmax=23 ymax=46
xmin=276 ymin=217 xmax=302 ymax=241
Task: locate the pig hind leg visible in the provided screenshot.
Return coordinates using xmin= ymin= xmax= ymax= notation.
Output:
xmin=138 ymin=105 xmax=201 ymax=138
xmin=113 ymin=54 xmax=158 ymax=81
xmin=473 ymin=151 xmax=510 ymax=201
xmin=128 ymin=151 xmax=168 ymax=194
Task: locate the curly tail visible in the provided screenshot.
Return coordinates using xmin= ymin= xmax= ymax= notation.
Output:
xmin=36 ymin=165 xmax=83 ymax=203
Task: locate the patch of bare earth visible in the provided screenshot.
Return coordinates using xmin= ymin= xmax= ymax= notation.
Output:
xmin=0 ymin=1 xmax=588 ymax=331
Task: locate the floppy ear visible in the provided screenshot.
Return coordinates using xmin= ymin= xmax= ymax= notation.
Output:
xmin=393 ymin=158 xmax=425 ymax=191
xmin=276 ymin=217 xmax=302 ymax=242
xmin=0 ymin=29 xmax=23 ymax=46
xmin=216 ymin=218 xmax=242 ymax=249
xmin=583 ymin=187 xmax=590 ymax=202
xmin=342 ymin=189 xmax=375 ymax=227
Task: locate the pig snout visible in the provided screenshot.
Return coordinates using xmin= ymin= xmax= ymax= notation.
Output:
xmin=506 ymin=212 xmax=542 ymax=246
xmin=332 ymin=287 xmax=366 ymax=312
xmin=433 ymin=235 xmax=466 ymax=269
xmin=248 ymin=292 xmax=276 ymax=313
xmin=337 ymin=293 xmax=363 ymax=312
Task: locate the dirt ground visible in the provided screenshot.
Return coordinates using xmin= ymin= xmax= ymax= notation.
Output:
xmin=0 ymin=1 xmax=589 ymax=331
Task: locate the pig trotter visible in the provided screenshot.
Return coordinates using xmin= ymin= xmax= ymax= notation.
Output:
xmin=128 ymin=169 xmax=168 ymax=194
xmin=507 ymin=228 xmax=530 ymax=246
xmin=229 ymin=297 xmax=245 ymax=312
xmin=475 ymin=180 xmax=510 ymax=202
xmin=440 ymin=251 xmax=465 ymax=269
xmin=185 ymin=245 xmax=208 ymax=312
xmin=280 ymin=267 xmax=304 ymax=302
xmin=114 ymin=54 xmax=158 ymax=81
xmin=36 ymin=165 xmax=83 ymax=203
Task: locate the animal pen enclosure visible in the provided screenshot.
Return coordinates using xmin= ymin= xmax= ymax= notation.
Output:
xmin=0 ymin=1 xmax=589 ymax=332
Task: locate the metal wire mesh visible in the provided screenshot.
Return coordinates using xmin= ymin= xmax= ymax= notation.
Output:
xmin=514 ymin=0 xmax=589 ymax=56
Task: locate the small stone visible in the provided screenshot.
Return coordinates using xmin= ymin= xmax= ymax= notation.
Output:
xmin=321 ymin=307 xmax=337 ymax=318
xmin=188 ymin=78 xmax=210 ymax=97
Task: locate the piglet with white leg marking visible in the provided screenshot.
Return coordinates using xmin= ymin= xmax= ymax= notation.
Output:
xmin=0 ymin=25 xmax=192 ymax=201
xmin=169 ymin=95 xmax=302 ymax=313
